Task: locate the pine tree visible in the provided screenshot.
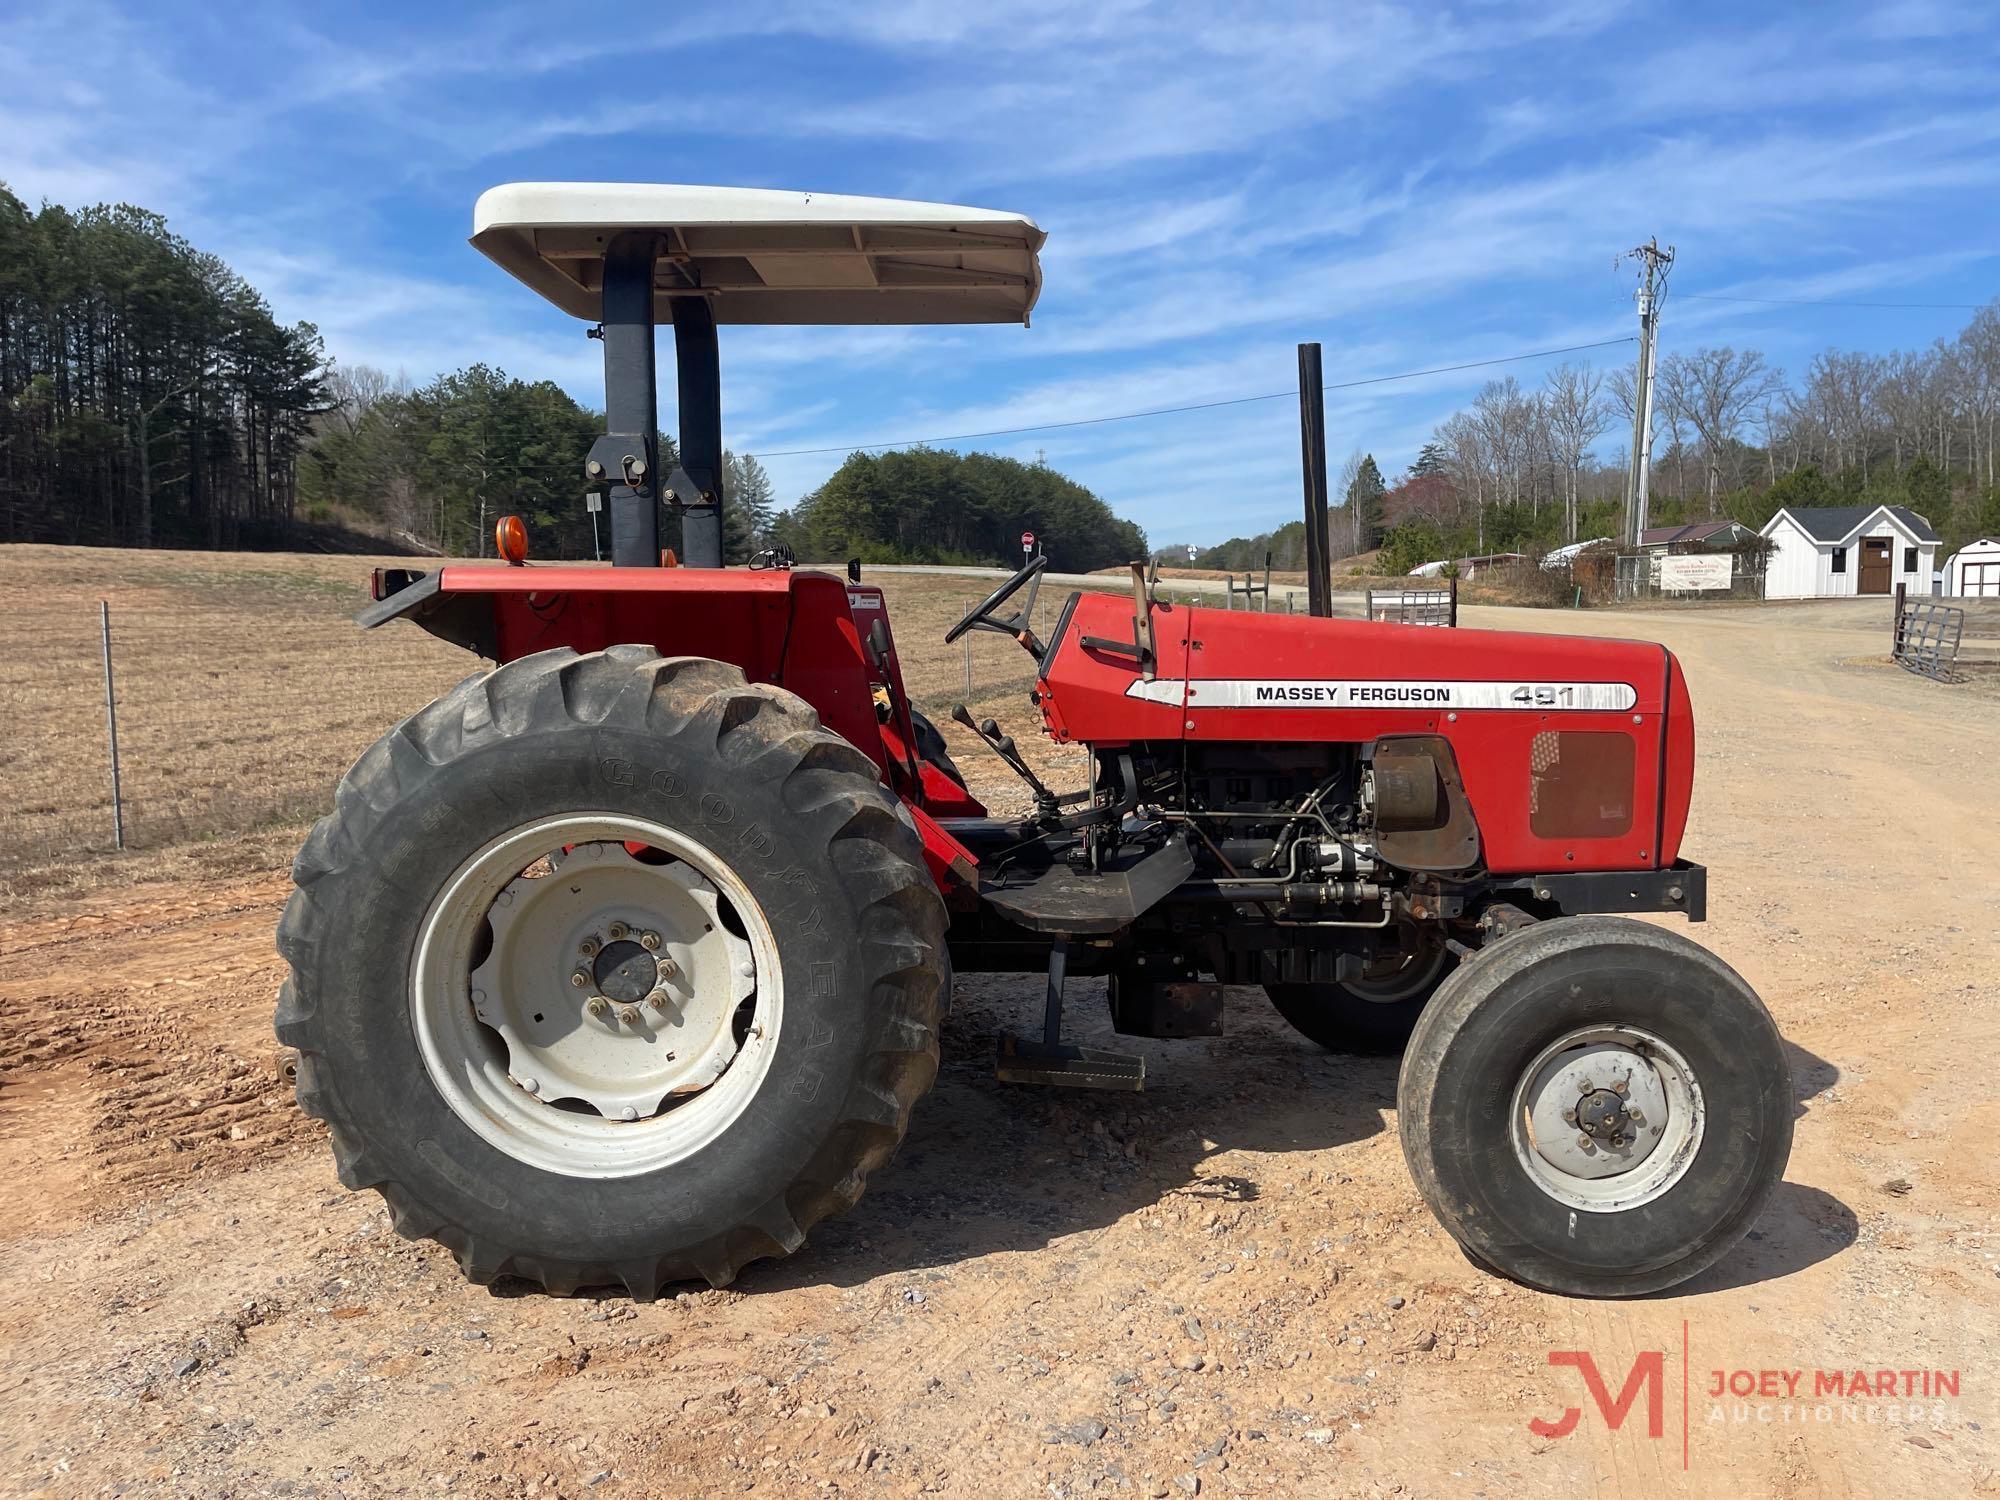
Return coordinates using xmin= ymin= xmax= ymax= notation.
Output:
xmin=1409 ymin=442 xmax=1447 ymax=478
xmin=1348 ymin=454 xmax=1387 ymax=551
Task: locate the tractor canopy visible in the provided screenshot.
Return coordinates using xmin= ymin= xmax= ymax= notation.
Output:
xmin=470 ymin=182 xmax=1045 ymax=326
xmin=463 ymin=182 xmax=1045 ymax=570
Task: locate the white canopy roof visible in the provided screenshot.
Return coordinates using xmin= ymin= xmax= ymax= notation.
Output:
xmin=471 ymin=182 xmax=1044 ymax=326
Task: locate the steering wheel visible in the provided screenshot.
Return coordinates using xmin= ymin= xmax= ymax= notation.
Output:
xmin=945 ymin=555 xmax=1049 ymax=646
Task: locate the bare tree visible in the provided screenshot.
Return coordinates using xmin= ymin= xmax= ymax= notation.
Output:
xmin=1471 ymin=377 xmax=1540 ymax=512
xmin=1542 ymin=363 xmax=1612 ymax=542
xmin=1333 ymin=449 xmax=1363 ymax=558
xmin=325 ymin=364 xmax=394 ymax=438
xmin=1434 ymin=411 xmax=1490 ymax=548
xmin=1656 ymin=347 xmax=1783 ymax=507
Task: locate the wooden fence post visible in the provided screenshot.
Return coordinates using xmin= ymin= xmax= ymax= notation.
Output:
xmin=1892 ymin=580 xmax=1906 ymax=658
xmin=100 ymin=600 xmax=125 ymax=851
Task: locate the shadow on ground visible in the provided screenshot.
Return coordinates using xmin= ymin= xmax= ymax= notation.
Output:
xmin=733 ymin=990 xmax=1858 ymax=1300
xmin=738 ymin=972 xmax=1394 ymax=1294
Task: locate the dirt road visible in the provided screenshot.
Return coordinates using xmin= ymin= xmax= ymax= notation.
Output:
xmin=2 ymin=595 xmax=1995 ymax=1498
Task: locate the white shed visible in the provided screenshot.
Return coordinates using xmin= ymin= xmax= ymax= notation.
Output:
xmin=1943 ymin=538 xmax=2000 ymax=597
xmin=1760 ymin=504 xmax=1939 ymax=599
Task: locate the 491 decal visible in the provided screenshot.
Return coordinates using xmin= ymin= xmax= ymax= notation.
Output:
xmin=1124 ymin=679 xmax=1639 ymax=711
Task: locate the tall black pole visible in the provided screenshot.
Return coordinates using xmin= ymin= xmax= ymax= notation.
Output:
xmin=598 ymin=233 xmax=661 ymax=568
xmin=1298 ymin=342 xmax=1330 ymax=616
xmin=673 ymin=298 xmax=724 ymax=569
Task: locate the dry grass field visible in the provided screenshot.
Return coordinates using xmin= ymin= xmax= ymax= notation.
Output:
xmin=2 ymin=545 xmax=1998 ymax=1498
xmin=0 ymin=546 xmax=1063 ymax=902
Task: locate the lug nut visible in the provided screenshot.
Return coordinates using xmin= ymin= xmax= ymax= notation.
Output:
xmin=1562 ymin=1108 xmax=1578 ymax=1126
xmin=640 ymin=930 xmax=661 ymax=951
xmin=1576 ymin=1135 xmax=1595 ymax=1151
xmin=648 ymin=991 xmax=673 ymax=1012
xmin=1577 ymin=1078 xmax=1595 ymax=1094
xmin=657 ymin=957 xmax=679 ymax=979
xmin=570 ymin=970 xmax=589 ymax=989
xmin=607 ymin=921 xmax=629 ymax=941
xmin=587 ymin=997 xmax=611 ymax=1019
xmin=578 ymin=936 xmax=600 ymax=957
xmin=1611 ymin=1078 xmax=1629 ymax=1095
xmin=618 ymin=1005 xmax=641 ymax=1025
xmin=1626 ymin=1108 xmax=1645 ymax=1125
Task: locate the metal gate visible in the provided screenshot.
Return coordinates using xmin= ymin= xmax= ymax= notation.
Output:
xmin=1893 ymin=600 xmax=1965 ymax=681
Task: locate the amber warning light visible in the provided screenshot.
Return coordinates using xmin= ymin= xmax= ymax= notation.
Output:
xmin=496 ymin=515 xmax=530 ymax=565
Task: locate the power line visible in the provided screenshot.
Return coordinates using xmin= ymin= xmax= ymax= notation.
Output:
xmin=1679 ymin=292 xmax=1984 ymax=311
xmin=743 ymin=336 xmax=1638 ymax=460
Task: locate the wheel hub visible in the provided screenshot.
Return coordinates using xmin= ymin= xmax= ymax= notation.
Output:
xmin=1575 ymin=1088 xmax=1628 ymax=1141
xmin=1508 ymin=1027 xmax=1705 ymax=1211
xmin=591 ymin=938 xmax=657 ymax=1002
xmin=467 ymin=840 xmax=756 ymax=1123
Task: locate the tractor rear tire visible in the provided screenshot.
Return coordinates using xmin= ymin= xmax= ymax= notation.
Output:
xmin=275 ymin=646 xmax=948 ymax=1298
xmin=1396 ymin=916 xmax=1792 ymax=1297
xmin=1264 ymin=939 xmax=1455 ymax=1054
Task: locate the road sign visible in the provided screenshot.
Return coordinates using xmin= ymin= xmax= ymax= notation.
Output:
xmin=1021 ymin=530 xmax=1036 ymax=555
xmin=1186 ymin=545 xmax=1197 ymax=561
xmin=585 ymin=491 xmax=603 ymax=513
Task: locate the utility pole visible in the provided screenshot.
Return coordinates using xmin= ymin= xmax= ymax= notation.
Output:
xmin=1621 ymin=238 xmax=1673 ymax=547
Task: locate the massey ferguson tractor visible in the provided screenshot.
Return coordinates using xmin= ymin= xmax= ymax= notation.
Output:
xmin=277 ymin=183 xmax=1792 ymax=1300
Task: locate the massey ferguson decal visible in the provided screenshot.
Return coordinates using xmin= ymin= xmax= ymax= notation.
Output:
xmin=1124 ymin=679 xmax=1640 ymax=711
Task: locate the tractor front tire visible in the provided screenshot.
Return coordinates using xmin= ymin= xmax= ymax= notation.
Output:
xmin=276 ymin=646 xmax=948 ymax=1298
xmin=1396 ymin=916 xmax=1792 ymax=1297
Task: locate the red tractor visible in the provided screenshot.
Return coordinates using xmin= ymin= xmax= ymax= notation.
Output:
xmin=278 ymin=184 xmax=1791 ymax=1300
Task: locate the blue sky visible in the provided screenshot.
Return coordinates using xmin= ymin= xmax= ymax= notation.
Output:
xmin=5 ymin=0 xmax=1998 ymax=547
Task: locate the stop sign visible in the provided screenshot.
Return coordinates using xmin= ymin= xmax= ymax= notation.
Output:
xmin=1021 ymin=530 xmax=1036 ymax=555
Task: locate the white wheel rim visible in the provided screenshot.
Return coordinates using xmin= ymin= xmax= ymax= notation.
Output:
xmin=411 ymin=814 xmax=783 ymax=1179
xmin=1507 ymin=1025 xmax=1704 ymax=1213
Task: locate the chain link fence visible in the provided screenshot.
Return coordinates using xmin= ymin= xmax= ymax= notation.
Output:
xmin=0 ymin=567 xmax=1051 ymax=880
xmin=0 ymin=595 xmax=475 ymax=872
xmin=1579 ymin=544 xmax=1770 ymax=602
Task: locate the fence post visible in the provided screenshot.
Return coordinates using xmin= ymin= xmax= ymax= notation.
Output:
xmin=962 ymin=604 xmax=973 ymax=695
xmin=1892 ymin=580 xmax=1906 ymax=657
xmin=100 ymin=600 xmax=126 ymax=851
xmin=1448 ymin=574 xmax=1460 ymax=628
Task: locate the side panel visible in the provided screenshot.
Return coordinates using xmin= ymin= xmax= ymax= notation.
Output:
xmin=1035 ymin=592 xmax=1192 ymax=744
xmin=1038 ymin=593 xmax=1688 ymax=875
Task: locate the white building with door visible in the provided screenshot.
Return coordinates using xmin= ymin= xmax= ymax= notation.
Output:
xmin=1759 ymin=504 xmax=1939 ymax=599
xmin=1944 ymin=538 xmax=2000 ymax=597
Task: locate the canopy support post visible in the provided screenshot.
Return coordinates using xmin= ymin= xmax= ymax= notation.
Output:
xmin=672 ymin=298 xmax=724 ymax=570
xmin=594 ymin=233 xmax=662 ymax=568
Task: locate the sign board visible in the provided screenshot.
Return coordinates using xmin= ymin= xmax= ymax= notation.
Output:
xmin=1187 ymin=545 xmax=1198 ymax=561
xmin=1660 ymin=553 xmax=1732 ymax=591
xmin=585 ymin=491 xmax=603 ymax=513
xmin=1021 ymin=530 xmax=1036 ymax=555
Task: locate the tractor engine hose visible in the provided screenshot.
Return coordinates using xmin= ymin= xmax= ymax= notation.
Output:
xmin=1182 ymin=879 xmax=1383 ymax=905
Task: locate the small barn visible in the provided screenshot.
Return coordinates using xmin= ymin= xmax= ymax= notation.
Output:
xmin=1636 ymin=519 xmax=1756 ymax=554
xmin=1944 ymin=538 xmax=2000 ymax=597
xmin=1759 ymin=504 xmax=1939 ymax=599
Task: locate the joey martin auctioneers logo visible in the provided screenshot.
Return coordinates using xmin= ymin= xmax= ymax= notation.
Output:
xmin=1528 ymin=1324 xmax=1964 ymax=1470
